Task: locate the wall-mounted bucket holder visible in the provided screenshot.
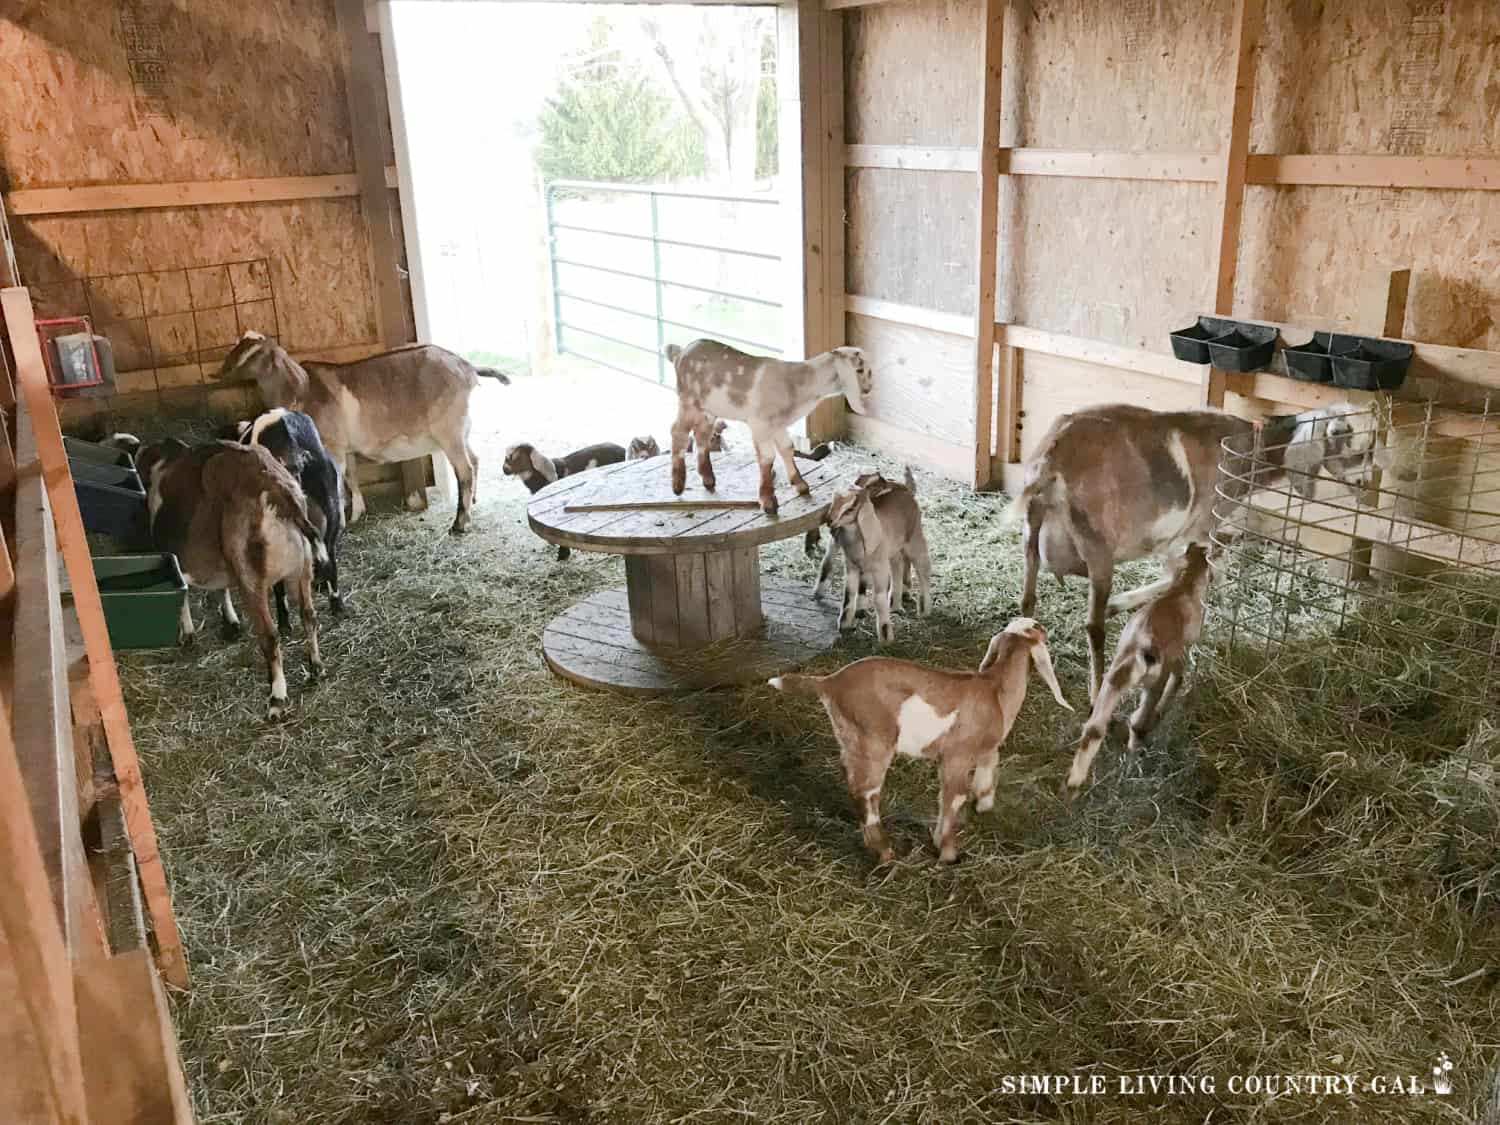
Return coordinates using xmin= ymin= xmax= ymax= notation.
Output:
xmin=1171 ymin=317 xmax=1277 ymax=372
xmin=1169 ymin=316 xmax=1238 ymax=364
xmin=1282 ymin=332 xmax=1360 ymax=384
xmin=1331 ymin=337 xmax=1413 ymax=392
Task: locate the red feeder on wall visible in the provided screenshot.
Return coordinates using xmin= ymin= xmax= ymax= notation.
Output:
xmin=34 ymin=316 xmax=107 ymax=395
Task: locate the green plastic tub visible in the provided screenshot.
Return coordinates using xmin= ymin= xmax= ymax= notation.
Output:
xmin=92 ymin=554 xmax=187 ymax=649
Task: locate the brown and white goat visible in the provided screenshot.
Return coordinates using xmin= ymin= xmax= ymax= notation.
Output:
xmin=627 ymin=435 xmax=661 ymax=460
xmin=1014 ymin=402 xmax=1374 ymax=700
xmin=130 ymin=438 xmax=328 ymax=718
xmin=667 ymin=338 xmax=872 ymax=514
xmin=1065 ymin=543 xmax=1212 ymax=795
xmin=813 ymin=467 xmax=932 ymax=643
xmin=770 ymin=618 xmax=1072 ymax=863
xmin=216 ymin=332 xmax=510 ymax=534
xmin=502 ymin=441 xmax=627 ymax=560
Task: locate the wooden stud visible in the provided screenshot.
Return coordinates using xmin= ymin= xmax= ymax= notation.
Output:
xmin=844 ymin=145 xmax=979 ymax=173
xmin=1000 ymin=148 xmax=1218 ymax=182
xmin=1204 ymin=0 xmax=1265 ymax=407
xmin=337 ymin=0 xmax=429 ymax=511
xmin=4 ymin=287 xmax=187 ymax=989
xmin=3 ymin=172 xmax=398 ymax=216
xmin=995 ymin=345 xmax=1022 ymax=465
xmin=971 ymin=0 xmax=1004 ymax=489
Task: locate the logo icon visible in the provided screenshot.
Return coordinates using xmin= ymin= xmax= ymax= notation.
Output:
xmin=1432 ymin=1053 xmax=1453 ymax=1096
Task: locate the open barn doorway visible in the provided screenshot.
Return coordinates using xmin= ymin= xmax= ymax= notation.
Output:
xmin=380 ymin=0 xmax=798 ymax=476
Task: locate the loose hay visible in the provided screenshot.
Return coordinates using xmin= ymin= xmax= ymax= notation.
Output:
xmin=110 ymin=431 xmax=1500 ymax=1123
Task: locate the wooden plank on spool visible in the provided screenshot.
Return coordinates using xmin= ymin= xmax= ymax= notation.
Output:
xmin=1204 ymin=0 xmax=1265 ymax=408
xmin=970 ymin=0 xmax=1004 ymax=489
xmin=0 ymin=703 xmax=89 ymax=1125
xmin=337 ymin=0 xmax=428 ymax=510
xmin=4 ymin=287 xmax=187 ymax=989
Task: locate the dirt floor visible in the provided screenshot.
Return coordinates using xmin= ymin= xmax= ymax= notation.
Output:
xmin=110 ymin=370 xmax=1499 ymax=1123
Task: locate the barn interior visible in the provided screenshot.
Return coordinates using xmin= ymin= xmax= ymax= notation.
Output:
xmin=2 ymin=1 xmax=1498 ymax=1121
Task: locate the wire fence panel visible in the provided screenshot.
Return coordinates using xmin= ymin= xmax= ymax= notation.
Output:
xmin=1206 ymin=400 xmax=1500 ymax=767
xmin=545 ymin=180 xmax=782 ymax=387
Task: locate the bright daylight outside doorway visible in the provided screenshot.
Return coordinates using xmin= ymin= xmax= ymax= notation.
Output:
xmin=385 ymin=1 xmax=787 ymax=463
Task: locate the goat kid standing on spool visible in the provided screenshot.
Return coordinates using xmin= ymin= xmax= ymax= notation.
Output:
xmin=1013 ymin=402 xmax=1376 ymax=701
xmin=666 ymin=339 xmax=872 ymax=514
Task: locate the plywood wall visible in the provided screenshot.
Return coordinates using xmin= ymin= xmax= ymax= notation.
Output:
xmin=841 ymin=0 xmax=1500 ymax=481
xmin=0 ymin=0 xmax=406 ymax=425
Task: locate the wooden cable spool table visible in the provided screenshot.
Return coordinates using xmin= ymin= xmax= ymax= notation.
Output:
xmin=527 ymin=451 xmax=842 ymax=693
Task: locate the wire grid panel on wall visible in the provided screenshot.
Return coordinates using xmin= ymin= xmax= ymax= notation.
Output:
xmin=76 ymin=256 xmax=281 ymax=400
xmin=1206 ymin=401 xmax=1500 ymax=764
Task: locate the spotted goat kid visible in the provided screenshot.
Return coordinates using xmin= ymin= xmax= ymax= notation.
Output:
xmin=503 ymin=440 xmax=628 ymax=560
xmin=666 ymin=339 xmax=872 ymax=514
xmin=770 ymin=618 xmax=1072 ymax=863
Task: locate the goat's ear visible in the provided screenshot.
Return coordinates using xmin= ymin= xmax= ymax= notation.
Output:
xmin=854 ymin=493 xmax=884 ymax=553
xmin=529 ymin=447 xmax=558 ymax=482
xmin=1027 ymin=632 xmax=1072 ymax=710
xmin=978 ymin=633 xmax=1006 ymax=672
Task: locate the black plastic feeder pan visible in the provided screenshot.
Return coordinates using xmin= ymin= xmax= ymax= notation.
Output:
xmin=64 ymin=435 xmax=134 ymax=469
xmin=71 ymin=458 xmax=149 ymax=543
xmin=1169 ymin=316 xmax=1238 ymax=364
xmin=1331 ymin=337 xmax=1414 ymax=391
xmin=1282 ymin=332 xmax=1360 ymax=384
xmin=1204 ymin=325 xmax=1277 ymax=373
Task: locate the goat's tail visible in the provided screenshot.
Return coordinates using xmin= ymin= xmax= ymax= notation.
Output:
xmin=767 ymin=673 xmax=824 ymax=698
xmin=1004 ymin=468 xmax=1057 ymax=530
xmin=474 ymin=366 xmax=511 ymax=385
xmin=260 ymin=478 xmax=329 ymax=566
xmin=665 ymin=344 xmax=683 ymax=365
xmin=902 ymin=464 xmax=917 ymax=495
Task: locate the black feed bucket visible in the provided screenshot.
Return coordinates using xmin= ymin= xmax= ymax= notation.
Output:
xmin=1331 ymin=338 xmax=1414 ymax=392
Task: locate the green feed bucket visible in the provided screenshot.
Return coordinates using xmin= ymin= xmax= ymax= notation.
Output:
xmin=91 ymin=554 xmax=188 ymax=649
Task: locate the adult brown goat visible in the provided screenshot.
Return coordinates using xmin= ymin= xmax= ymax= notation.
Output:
xmin=1013 ymin=402 xmax=1375 ymax=700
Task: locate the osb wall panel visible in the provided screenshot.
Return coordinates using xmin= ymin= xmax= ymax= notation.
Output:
xmin=1017 ymin=354 xmax=1201 ymax=459
xmin=846 ymin=169 xmax=976 ymax=316
xmin=1253 ymin=0 xmax=1500 ymax=156
xmin=996 ymin=176 xmax=1218 ymax=351
xmin=1238 ymin=187 xmax=1499 ymax=352
xmin=847 ymin=313 xmax=975 ymax=447
xmin=1007 ymin=0 xmax=1232 ymax=150
xmin=844 ymin=0 xmax=982 ymax=146
xmin=14 ymin=200 xmax=378 ymax=363
xmin=0 ymin=0 xmax=353 ymax=187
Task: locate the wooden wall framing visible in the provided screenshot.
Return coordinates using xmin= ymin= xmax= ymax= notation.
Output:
xmin=833 ymin=0 xmax=1500 ymax=486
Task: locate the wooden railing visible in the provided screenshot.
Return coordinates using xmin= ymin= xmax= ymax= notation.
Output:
xmin=0 ymin=285 xmax=192 ymax=1123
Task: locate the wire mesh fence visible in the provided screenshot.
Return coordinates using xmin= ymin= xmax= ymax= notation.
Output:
xmin=1206 ymin=399 xmax=1500 ymax=759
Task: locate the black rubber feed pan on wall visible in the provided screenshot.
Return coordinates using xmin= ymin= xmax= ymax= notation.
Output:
xmin=1169 ymin=316 xmax=1239 ymax=364
xmin=1331 ymin=337 xmax=1414 ymax=391
xmin=1204 ymin=324 xmax=1278 ymax=372
xmin=1282 ymin=332 xmax=1360 ymax=384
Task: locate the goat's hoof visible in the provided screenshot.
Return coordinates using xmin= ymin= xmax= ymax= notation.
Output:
xmin=449 ymin=521 xmax=470 ymax=536
xmin=556 ymin=546 xmax=571 ymax=562
xmin=938 ymin=847 xmax=960 ymax=865
xmin=179 ymin=631 xmax=197 ymax=649
xmin=875 ymin=847 xmax=895 ymax=866
xmin=794 ymin=481 xmax=812 ymax=498
xmin=700 ymin=475 xmax=717 ymax=492
xmin=307 ymin=663 xmax=324 ymax=685
xmin=330 ymin=594 xmax=347 ymax=615
xmin=975 ymin=793 xmax=995 ymax=813
xmin=267 ymin=698 xmax=288 ymax=720
xmin=217 ymin=620 xmax=240 ymax=641
xmin=760 ymin=496 xmax=778 ymax=515
xmin=1061 ymin=780 xmax=1082 ymax=804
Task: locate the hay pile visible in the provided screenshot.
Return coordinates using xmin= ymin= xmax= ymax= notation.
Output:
xmin=110 ymin=429 xmax=1500 ymax=1123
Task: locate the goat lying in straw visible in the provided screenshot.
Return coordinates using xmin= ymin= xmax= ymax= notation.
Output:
xmin=1065 ymin=543 xmax=1212 ymax=796
xmin=770 ymin=618 xmax=1072 ymax=863
xmin=812 ymin=467 xmax=932 ymax=643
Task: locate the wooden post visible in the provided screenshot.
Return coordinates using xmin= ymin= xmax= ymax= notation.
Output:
xmin=1204 ymin=0 xmax=1264 ymax=408
xmin=971 ymin=0 xmax=1004 ymax=488
xmin=337 ymin=0 xmax=429 ymax=510
xmin=793 ymin=0 xmax=848 ymax=445
xmin=4 ymin=286 xmax=188 ymax=989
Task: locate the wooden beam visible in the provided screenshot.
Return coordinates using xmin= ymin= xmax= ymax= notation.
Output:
xmin=846 ymin=293 xmax=972 ymax=337
xmin=1001 ymin=148 xmax=1218 ymax=182
xmin=75 ymin=949 xmax=193 ymax=1124
xmin=0 ymin=699 xmax=89 ymax=1125
xmin=970 ymin=0 xmax=1004 ymax=490
xmin=1204 ymin=0 xmax=1264 ymax=408
xmin=995 ymin=345 xmax=1022 ymax=464
xmin=1000 ymin=324 xmax=1202 ymax=385
xmin=825 ymin=0 xmax=900 ymax=9
xmin=845 ymin=145 xmax=979 ymax=172
xmin=1246 ymin=153 xmax=1500 ymax=191
xmin=809 ymin=3 xmax=847 ymax=442
xmin=4 ymin=287 xmax=187 ymax=988
xmin=339 ymin=0 xmax=427 ymax=511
